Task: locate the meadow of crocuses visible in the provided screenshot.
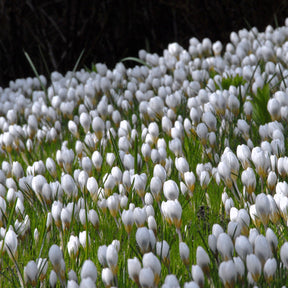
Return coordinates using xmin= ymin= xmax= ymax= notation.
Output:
xmin=1 ymin=19 xmax=288 ymax=288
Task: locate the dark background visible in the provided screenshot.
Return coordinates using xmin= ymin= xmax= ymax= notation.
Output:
xmin=1 ymin=0 xmax=288 ymax=87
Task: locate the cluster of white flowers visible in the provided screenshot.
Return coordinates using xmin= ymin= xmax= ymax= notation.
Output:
xmin=2 ymin=18 xmax=288 ymax=287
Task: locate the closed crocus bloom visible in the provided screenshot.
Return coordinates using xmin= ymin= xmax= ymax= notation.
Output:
xmin=37 ymin=257 xmax=48 ymax=282
xmin=246 ymin=254 xmax=262 ymax=282
xmin=255 ymin=193 xmax=270 ymax=227
xmin=267 ymin=195 xmax=279 ymax=224
xmin=153 ymin=164 xmax=167 ymax=183
xmin=49 ymin=269 xmax=57 ymax=288
xmin=251 ymin=147 xmax=270 ymax=178
xmin=264 ymin=257 xmax=277 ymax=283
xmin=169 ymin=138 xmax=182 ymax=157
xmin=122 ymin=209 xmax=134 ymax=234
xmin=134 ymin=207 xmax=147 ymax=227
xmin=199 ymin=170 xmax=210 ymax=189
xmin=227 ymin=221 xmax=241 ymax=241
xmin=104 ymin=174 xmax=116 ymax=196
xmin=236 ymin=144 xmax=251 ymax=169
xmin=233 ymin=256 xmax=245 ymax=280
xmin=196 ymin=246 xmax=210 ymax=275
xmin=136 ymin=227 xmax=151 ymax=254
xmin=67 ymin=235 xmax=80 ymax=258
xmin=68 ymin=120 xmax=79 ymax=138
xmin=31 ymin=174 xmax=47 ymax=196
xmin=163 ymin=179 xmax=179 ymax=200
xmin=5 ymin=228 xmax=18 ymax=259
xmin=79 ymin=112 xmax=91 ymax=133
xmin=128 ymin=257 xmax=141 ymax=285
xmin=81 ymin=260 xmax=97 ymax=283
xmin=235 ymin=235 xmax=252 ymax=261
xmin=241 ymin=167 xmax=256 ymax=195
xmin=86 ymin=177 xmax=98 ymax=202
xmin=92 ymin=116 xmax=105 ymax=139
xmin=267 ymin=171 xmax=277 ymax=192
xmin=12 ymin=161 xmax=24 ymax=180
xmin=191 ymin=265 xmax=204 ymax=288
xmin=141 ymin=143 xmax=151 ymax=162
xmin=161 ymin=199 xmax=182 ymax=229
xmin=249 ymin=204 xmax=261 ymax=228
xmin=280 ymin=242 xmax=288 ymax=268
xmin=266 ymin=227 xmax=278 ymax=253
xmin=184 ymin=171 xmax=196 ymax=194
xmin=101 ymin=267 xmax=114 ymax=287
xmin=61 ymin=174 xmax=78 ymax=200
xmin=217 ymin=233 xmax=234 ymax=260
xmin=236 ymin=209 xmax=250 ymax=236
xmin=217 ymin=161 xmax=232 ymax=189
xmin=91 ymin=151 xmax=102 ymax=171
xmin=24 ymin=260 xmax=38 ymax=287
xmin=237 ymin=119 xmax=250 ymax=140
xmin=107 ymin=194 xmax=120 ymax=218
xmin=142 ymin=252 xmax=161 ymax=286
xmin=139 ymin=267 xmax=154 ymax=288
xmin=79 ymin=230 xmax=90 ymax=249
xmin=175 ymin=157 xmax=189 ymax=176
xmin=218 ymin=260 xmax=237 ymax=288
xmin=179 ymin=242 xmax=190 ymax=268
xmin=255 ymin=235 xmax=272 ymax=266
xmin=88 ymin=209 xmax=99 ymax=229
xmin=150 ymin=176 xmax=162 ymax=202
xmin=46 ymin=157 xmax=57 ymax=178
xmin=156 ymin=241 xmax=170 ymax=266
xmin=196 ymin=123 xmax=208 ymax=145
xmin=267 ymin=98 xmax=281 ymax=121
xmin=49 ymin=244 xmax=62 ymax=270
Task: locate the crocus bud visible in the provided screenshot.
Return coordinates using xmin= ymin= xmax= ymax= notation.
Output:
xmin=80 ymin=260 xmax=97 ymax=283
xmin=263 ymin=258 xmax=277 ymax=283
xmin=280 ymin=242 xmax=288 ymax=268
xmin=92 ymin=151 xmax=103 ymax=171
xmin=101 ymin=267 xmax=114 ymax=287
xmin=246 ymin=254 xmax=262 ymax=282
xmin=139 ymin=267 xmax=154 ymax=288
xmin=150 ymin=176 xmax=162 ymax=202
xmin=156 ymin=241 xmax=170 ymax=267
xmin=235 ymin=235 xmax=252 ymax=261
xmin=5 ymin=228 xmax=18 ymax=259
xmin=191 ymin=265 xmax=204 ymax=288
xmin=196 ymin=246 xmax=210 ymax=275
xmin=122 ymin=209 xmax=134 ymax=234
xmin=216 ymin=233 xmax=234 ymax=260
xmin=255 ymin=193 xmax=270 ymax=227
xmin=241 ymin=167 xmax=256 ymax=196
xmin=142 ymin=252 xmax=161 ymax=286
xmin=24 ymin=260 xmax=38 ymax=286
xmin=49 ymin=270 xmax=58 ymax=288
xmin=163 ymin=179 xmax=179 ymax=200
xmin=128 ymin=257 xmax=141 ymax=285
xmin=136 ymin=227 xmax=151 ymax=254
xmin=218 ymin=260 xmax=237 ymax=288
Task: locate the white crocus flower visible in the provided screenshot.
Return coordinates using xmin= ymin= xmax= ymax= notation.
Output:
xmin=216 ymin=232 xmax=234 ymax=261
xmin=218 ymin=260 xmax=237 ymax=287
xmin=196 ymin=246 xmax=210 ymax=275
xmin=163 ymin=179 xmax=179 ymax=200
xmin=246 ymin=254 xmax=262 ymax=282
xmin=24 ymin=260 xmax=38 ymax=286
xmin=255 ymin=193 xmax=270 ymax=227
xmin=91 ymin=151 xmax=103 ymax=171
xmin=191 ymin=265 xmax=204 ymax=288
xmin=127 ymin=257 xmax=141 ymax=285
xmin=80 ymin=260 xmax=97 ymax=283
xmin=263 ymin=258 xmax=277 ymax=283
xmin=142 ymin=252 xmax=161 ymax=286
xmin=101 ymin=267 xmax=114 ymax=287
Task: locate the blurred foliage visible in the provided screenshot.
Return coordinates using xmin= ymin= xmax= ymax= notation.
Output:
xmin=1 ymin=0 xmax=288 ymax=87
